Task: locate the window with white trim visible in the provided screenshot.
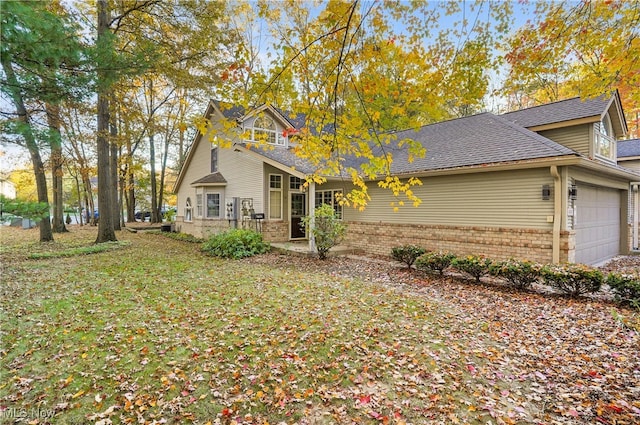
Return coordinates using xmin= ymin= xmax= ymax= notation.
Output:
xmin=290 ymin=176 xmax=302 ymax=190
xmin=185 ymin=197 xmax=192 ymax=222
xmin=269 ymin=174 xmax=282 ymax=219
xmin=247 ymin=115 xmax=286 ymax=146
xmin=206 ymin=193 xmax=220 ymax=218
xmin=595 ymin=112 xmax=616 ymax=162
xmin=210 ymin=147 xmax=218 ymax=173
xmin=315 ymin=190 xmax=343 ymax=219
xmin=196 ymin=194 xmax=203 ymax=217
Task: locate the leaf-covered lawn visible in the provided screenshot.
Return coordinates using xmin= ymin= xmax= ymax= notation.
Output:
xmin=1 ymin=227 xmax=638 ymax=425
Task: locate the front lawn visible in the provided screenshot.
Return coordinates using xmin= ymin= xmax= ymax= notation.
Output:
xmin=1 ymin=226 xmax=638 ymax=424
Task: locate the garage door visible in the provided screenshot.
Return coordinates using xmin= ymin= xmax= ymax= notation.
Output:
xmin=574 ymin=184 xmax=620 ymax=265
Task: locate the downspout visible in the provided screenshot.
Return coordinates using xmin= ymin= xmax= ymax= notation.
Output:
xmin=632 ymin=182 xmax=640 ymax=251
xmin=550 ymin=166 xmax=562 ymax=263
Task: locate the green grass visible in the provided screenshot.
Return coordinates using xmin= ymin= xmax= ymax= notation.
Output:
xmin=0 ymin=227 xmax=529 ymax=424
xmin=27 ymin=241 xmax=131 ymax=259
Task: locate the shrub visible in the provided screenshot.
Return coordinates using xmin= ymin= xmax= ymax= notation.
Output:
xmin=452 ymin=255 xmax=493 ymax=282
xmin=606 ymin=273 xmax=640 ymax=310
xmin=301 ymin=204 xmax=347 ymax=260
xmin=201 ymin=228 xmax=270 ymax=259
xmin=540 ymin=264 xmax=603 ymax=297
xmin=489 ymin=259 xmax=542 ymax=290
xmin=415 ymin=251 xmax=456 ymax=275
xmin=391 ymin=245 xmax=426 ymax=269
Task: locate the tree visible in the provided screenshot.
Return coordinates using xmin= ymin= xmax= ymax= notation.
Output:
xmin=211 ymin=0 xmax=512 ymax=210
xmin=301 ymin=203 xmax=347 ymax=260
xmin=1 ymin=1 xmax=89 ymax=242
xmin=502 ymin=0 xmax=640 ymax=136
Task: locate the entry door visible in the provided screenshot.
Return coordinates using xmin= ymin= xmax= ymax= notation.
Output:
xmin=290 ymin=193 xmax=306 ymax=239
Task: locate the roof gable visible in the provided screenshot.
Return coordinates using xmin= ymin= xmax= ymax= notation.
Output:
xmin=501 ymin=92 xmax=627 ymax=137
xmin=191 ymin=172 xmax=227 ymax=185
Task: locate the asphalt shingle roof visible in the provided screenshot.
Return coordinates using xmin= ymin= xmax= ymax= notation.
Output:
xmin=241 ymin=113 xmax=577 ymax=176
xmin=191 ymin=172 xmax=227 ymax=185
xmin=501 ymin=96 xmax=610 ymax=128
xmin=383 ymin=113 xmax=577 ymax=174
xmin=618 ymin=139 xmax=640 ymax=158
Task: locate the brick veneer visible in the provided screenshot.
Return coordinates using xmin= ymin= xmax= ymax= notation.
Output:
xmin=262 ymin=220 xmax=289 ymax=242
xmin=345 ymin=221 xmax=567 ymax=264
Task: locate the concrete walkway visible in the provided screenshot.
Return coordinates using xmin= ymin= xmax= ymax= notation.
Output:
xmin=270 ymin=241 xmax=362 ymax=257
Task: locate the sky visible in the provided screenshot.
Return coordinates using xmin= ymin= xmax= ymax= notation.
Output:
xmin=1 ymin=0 xmax=543 ymax=175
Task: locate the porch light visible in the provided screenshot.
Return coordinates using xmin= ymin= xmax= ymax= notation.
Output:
xmin=569 ymin=184 xmax=577 ymax=201
xmin=542 ymin=185 xmax=551 ymax=200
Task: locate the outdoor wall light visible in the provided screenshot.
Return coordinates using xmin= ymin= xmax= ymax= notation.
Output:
xmin=542 ymin=185 xmax=551 ymax=200
xmin=569 ymin=184 xmax=578 ymax=201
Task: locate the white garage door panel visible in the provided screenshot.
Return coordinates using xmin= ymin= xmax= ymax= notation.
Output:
xmin=575 ymin=184 xmax=620 ymax=265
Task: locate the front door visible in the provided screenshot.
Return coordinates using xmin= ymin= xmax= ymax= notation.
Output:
xmin=290 ymin=193 xmax=306 ymax=239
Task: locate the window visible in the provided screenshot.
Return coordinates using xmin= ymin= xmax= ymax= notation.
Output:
xmin=290 ymin=176 xmax=302 ymax=190
xmin=185 ymin=197 xmax=192 ymax=222
xmin=315 ymin=190 xmax=343 ymax=219
xmin=206 ymin=193 xmax=220 ymax=218
xmin=595 ymin=112 xmax=616 ymax=162
xmin=269 ymin=174 xmax=282 ymax=219
xmin=210 ymin=147 xmax=218 ymax=173
xmin=196 ymin=194 xmax=203 ymax=217
xmin=247 ymin=115 xmax=286 ymax=146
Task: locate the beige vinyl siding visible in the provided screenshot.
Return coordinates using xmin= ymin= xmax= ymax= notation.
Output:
xmin=218 ymin=147 xmax=264 ymax=213
xmin=324 ymin=169 xmax=556 ymax=229
xmin=176 ymin=134 xmax=215 ymax=215
xmin=538 ymin=124 xmax=591 ymax=156
xmin=618 ymin=159 xmax=640 ymax=173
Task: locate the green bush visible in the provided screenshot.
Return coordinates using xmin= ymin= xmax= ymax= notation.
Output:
xmin=0 ymin=195 xmax=49 ymax=222
xmin=391 ymin=245 xmax=426 ymax=269
xmin=415 ymin=251 xmax=456 ymax=275
xmin=606 ymin=273 xmax=640 ymax=310
xmin=451 ymin=255 xmax=493 ymax=282
xmin=201 ymin=228 xmax=270 ymax=259
xmin=540 ymin=264 xmax=603 ymax=297
xmin=301 ymin=204 xmax=347 ymax=260
xmin=489 ymin=259 xmax=542 ymax=290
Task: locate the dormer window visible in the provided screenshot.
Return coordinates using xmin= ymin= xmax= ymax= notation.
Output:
xmin=247 ymin=115 xmax=286 ymax=146
xmin=595 ymin=112 xmax=616 ymax=162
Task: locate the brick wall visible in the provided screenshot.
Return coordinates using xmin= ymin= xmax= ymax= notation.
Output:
xmin=262 ymin=220 xmax=289 ymax=242
xmin=345 ymin=221 xmax=558 ymax=264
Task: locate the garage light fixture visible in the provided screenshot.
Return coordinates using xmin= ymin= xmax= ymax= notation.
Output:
xmin=569 ymin=184 xmax=577 ymax=201
xmin=542 ymin=185 xmax=551 ymax=200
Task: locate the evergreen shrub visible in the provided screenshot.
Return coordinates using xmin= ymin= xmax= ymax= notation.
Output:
xmin=201 ymin=229 xmax=269 ymax=259
xmin=606 ymin=273 xmax=640 ymax=310
xmin=490 ymin=259 xmax=542 ymax=290
xmin=415 ymin=251 xmax=456 ymax=275
xmin=540 ymin=264 xmax=603 ymax=297
xmin=391 ymin=245 xmax=426 ymax=269
xmin=452 ymin=255 xmax=493 ymax=282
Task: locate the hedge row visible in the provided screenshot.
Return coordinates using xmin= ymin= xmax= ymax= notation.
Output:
xmin=391 ymin=245 xmax=639 ymax=309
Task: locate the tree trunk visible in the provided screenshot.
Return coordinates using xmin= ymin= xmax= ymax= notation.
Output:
xmin=95 ymin=0 xmax=117 ymax=242
xmin=46 ymin=103 xmax=68 ymax=233
xmin=109 ymin=108 xmax=121 ymax=230
xmin=1 ymin=54 xmax=53 ymax=242
xmin=149 ymin=133 xmax=160 ymax=223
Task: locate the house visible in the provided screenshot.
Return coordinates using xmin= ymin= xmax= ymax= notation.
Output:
xmin=174 ymin=93 xmax=640 ymax=265
xmin=617 ymin=139 xmax=640 ymax=251
xmin=0 ymin=177 xmax=17 ymax=199
xmin=618 ymin=139 xmax=640 ymax=173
